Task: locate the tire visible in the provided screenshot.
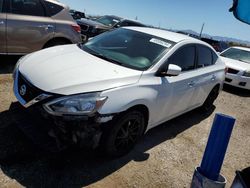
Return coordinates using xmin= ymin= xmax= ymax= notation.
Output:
xmin=201 ymin=86 xmax=219 ymax=112
xmin=43 ymin=39 xmax=70 ymax=49
xmin=101 ymin=110 xmax=145 ymax=158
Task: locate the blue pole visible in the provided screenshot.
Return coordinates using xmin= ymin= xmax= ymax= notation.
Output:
xmin=199 ymin=113 xmax=235 ymax=181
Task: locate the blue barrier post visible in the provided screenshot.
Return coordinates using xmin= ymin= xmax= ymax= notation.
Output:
xmin=191 ymin=113 xmax=236 ymax=188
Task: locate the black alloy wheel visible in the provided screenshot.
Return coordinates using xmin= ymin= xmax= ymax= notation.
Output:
xmin=102 ymin=110 xmax=145 ymax=157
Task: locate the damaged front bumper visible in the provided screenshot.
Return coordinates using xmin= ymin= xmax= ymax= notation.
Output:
xmin=17 ymin=105 xmax=114 ymax=152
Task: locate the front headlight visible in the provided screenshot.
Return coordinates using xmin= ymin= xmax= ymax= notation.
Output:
xmin=243 ymin=71 xmax=250 ymax=77
xmin=43 ymin=93 xmax=108 ymax=116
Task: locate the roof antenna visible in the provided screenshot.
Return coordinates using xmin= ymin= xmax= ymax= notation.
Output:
xmin=199 ymin=23 xmax=205 ymax=39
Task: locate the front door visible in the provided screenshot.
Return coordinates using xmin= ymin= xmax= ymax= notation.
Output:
xmin=156 ymin=45 xmax=198 ymax=122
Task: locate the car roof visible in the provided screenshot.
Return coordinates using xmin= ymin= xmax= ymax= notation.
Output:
xmin=231 ymin=46 xmax=250 ymax=52
xmin=126 ymin=27 xmax=203 ymax=43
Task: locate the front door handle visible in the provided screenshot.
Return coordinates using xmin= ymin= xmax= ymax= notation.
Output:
xmin=38 ymin=24 xmax=54 ymax=30
xmin=0 ymin=21 xmax=4 ymax=25
xmin=211 ymin=75 xmax=216 ymax=81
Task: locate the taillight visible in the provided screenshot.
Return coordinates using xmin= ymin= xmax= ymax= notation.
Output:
xmin=71 ymin=24 xmax=81 ymax=33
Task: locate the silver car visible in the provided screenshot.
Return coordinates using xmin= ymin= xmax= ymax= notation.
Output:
xmin=0 ymin=0 xmax=81 ymax=55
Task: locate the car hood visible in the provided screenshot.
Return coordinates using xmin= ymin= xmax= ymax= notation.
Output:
xmin=221 ymin=56 xmax=250 ymax=71
xmin=77 ymin=18 xmax=110 ymax=29
xmin=19 ymin=44 xmax=142 ymax=95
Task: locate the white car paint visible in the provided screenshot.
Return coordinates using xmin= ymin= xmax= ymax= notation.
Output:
xmin=18 ymin=44 xmax=142 ymax=95
xmin=220 ymin=46 xmax=250 ymax=90
xmin=14 ymin=27 xmax=225 ymax=133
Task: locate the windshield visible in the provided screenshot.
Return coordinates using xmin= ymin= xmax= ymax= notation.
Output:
xmin=96 ymin=16 xmax=121 ymax=26
xmin=221 ymin=47 xmax=250 ymax=64
xmin=80 ymin=28 xmax=175 ymax=70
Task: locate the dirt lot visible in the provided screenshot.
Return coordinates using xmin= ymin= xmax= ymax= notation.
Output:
xmin=0 ymin=56 xmax=250 ymax=188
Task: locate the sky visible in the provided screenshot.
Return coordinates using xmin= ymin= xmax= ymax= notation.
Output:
xmin=60 ymin=0 xmax=250 ymax=42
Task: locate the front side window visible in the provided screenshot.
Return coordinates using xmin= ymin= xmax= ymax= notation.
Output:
xmin=10 ymin=0 xmax=45 ymax=17
xmin=220 ymin=47 xmax=250 ymax=64
xmin=80 ymin=28 xmax=175 ymax=70
xmin=197 ymin=45 xmax=213 ymax=67
xmin=168 ymin=46 xmax=196 ymax=71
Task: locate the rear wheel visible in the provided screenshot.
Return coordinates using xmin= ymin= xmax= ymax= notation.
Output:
xmin=201 ymin=86 xmax=219 ymax=112
xmin=101 ymin=110 xmax=145 ymax=157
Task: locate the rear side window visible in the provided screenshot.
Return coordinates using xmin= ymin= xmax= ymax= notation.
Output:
xmin=197 ymin=45 xmax=213 ymax=67
xmin=197 ymin=45 xmax=217 ymax=67
xmin=169 ymin=46 xmax=196 ymax=71
xmin=10 ymin=0 xmax=45 ymax=16
xmin=44 ymin=1 xmax=63 ymax=16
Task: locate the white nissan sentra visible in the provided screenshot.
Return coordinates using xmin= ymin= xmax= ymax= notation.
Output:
xmin=220 ymin=46 xmax=250 ymax=90
xmin=13 ymin=27 xmax=225 ymax=157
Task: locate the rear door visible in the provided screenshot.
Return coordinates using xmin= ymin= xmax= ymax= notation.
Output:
xmin=193 ymin=44 xmax=219 ymax=105
xmin=6 ymin=0 xmax=55 ymax=54
xmin=0 ymin=0 xmax=6 ymax=53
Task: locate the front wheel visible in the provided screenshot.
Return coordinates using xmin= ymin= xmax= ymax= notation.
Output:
xmin=101 ymin=110 xmax=145 ymax=157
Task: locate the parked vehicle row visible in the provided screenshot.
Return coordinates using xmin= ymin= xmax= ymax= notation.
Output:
xmin=0 ymin=0 xmax=81 ymax=55
xmin=77 ymin=15 xmax=146 ymax=41
xmin=201 ymin=38 xmax=229 ymax=52
xmin=70 ymin=9 xmax=85 ymax=20
xmin=13 ymin=27 xmax=226 ymax=157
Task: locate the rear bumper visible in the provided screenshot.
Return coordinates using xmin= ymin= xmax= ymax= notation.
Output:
xmin=224 ymin=73 xmax=250 ymax=90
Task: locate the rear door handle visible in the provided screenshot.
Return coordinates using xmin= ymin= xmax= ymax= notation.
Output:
xmin=188 ymin=81 xmax=195 ymax=87
xmin=0 ymin=21 xmax=4 ymax=25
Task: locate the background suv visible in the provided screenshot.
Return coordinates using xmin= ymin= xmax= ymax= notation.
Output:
xmin=0 ymin=0 xmax=81 ymax=55
xmin=77 ymin=15 xmax=146 ymax=41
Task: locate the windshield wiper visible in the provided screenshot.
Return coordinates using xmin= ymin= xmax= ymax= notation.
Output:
xmin=238 ymin=59 xmax=250 ymax=63
xmin=95 ymin=53 xmax=123 ymax=65
xmin=84 ymin=48 xmax=124 ymax=66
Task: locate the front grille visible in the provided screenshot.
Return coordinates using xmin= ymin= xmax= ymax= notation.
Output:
xmin=227 ymin=68 xmax=239 ymax=74
xmin=17 ymin=72 xmax=43 ymax=103
xmin=80 ymin=24 xmax=89 ymax=31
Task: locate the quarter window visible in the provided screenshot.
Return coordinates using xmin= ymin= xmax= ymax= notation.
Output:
xmin=44 ymin=1 xmax=63 ymax=16
xmin=197 ymin=45 xmax=213 ymax=67
xmin=169 ymin=46 xmax=196 ymax=71
xmin=10 ymin=0 xmax=45 ymax=17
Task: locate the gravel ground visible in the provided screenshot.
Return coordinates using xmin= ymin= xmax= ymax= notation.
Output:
xmin=0 ymin=56 xmax=250 ymax=188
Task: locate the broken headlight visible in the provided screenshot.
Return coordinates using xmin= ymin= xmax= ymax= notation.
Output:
xmin=43 ymin=93 xmax=107 ymax=116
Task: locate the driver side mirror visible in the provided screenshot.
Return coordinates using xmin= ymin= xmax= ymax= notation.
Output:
xmin=156 ymin=64 xmax=182 ymax=77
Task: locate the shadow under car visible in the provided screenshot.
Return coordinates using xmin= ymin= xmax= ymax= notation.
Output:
xmin=0 ymin=102 xmax=214 ymax=188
